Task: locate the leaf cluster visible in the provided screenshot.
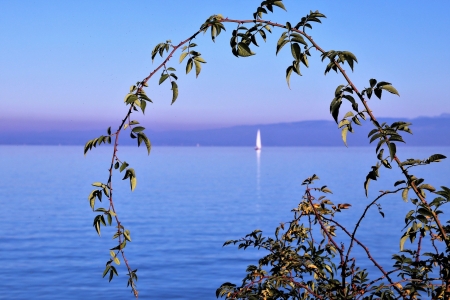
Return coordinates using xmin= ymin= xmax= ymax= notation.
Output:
xmin=124 ymin=86 xmax=153 ymax=113
xmin=252 ymin=0 xmax=286 ymax=20
xmin=217 ymin=177 xmax=400 ymax=299
xmin=362 ymin=79 xmax=400 ymax=100
xmin=84 ymin=127 xmax=112 ymax=155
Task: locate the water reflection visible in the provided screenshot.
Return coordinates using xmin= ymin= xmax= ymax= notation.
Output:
xmin=256 ymin=149 xmax=261 ymax=199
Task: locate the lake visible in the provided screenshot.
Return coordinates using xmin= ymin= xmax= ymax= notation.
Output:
xmin=1 ymin=146 xmax=449 ymax=299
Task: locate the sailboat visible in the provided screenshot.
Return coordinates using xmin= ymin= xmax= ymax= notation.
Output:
xmin=255 ymin=129 xmax=262 ymax=150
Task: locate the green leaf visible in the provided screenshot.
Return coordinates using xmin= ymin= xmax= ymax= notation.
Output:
xmin=338 ymin=119 xmax=350 ymax=128
xmin=285 ymin=22 xmax=291 ymax=31
xmin=300 ymin=53 xmax=309 ymax=67
xmin=381 ymin=159 xmax=392 ymax=169
xmin=402 ymin=188 xmax=409 ymax=202
xmin=186 ymin=58 xmax=193 ymax=74
xmin=237 ymin=42 xmax=254 ymax=57
xmin=368 ymin=129 xmax=379 ymax=138
xmin=388 ymin=142 xmax=396 ymax=161
xmin=171 ymin=81 xmax=178 ymax=105
xmin=276 ymin=39 xmax=289 ymax=55
xmin=330 ymin=99 xmax=342 ymax=123
xmin=92 ymin=182 xmax=103 ymax=187
xmin=180 ymin=52 xmax=188 ymax=63
xmin=140 ymin=99 xmax=146 ymax=114
xmin=374 ymin=88 xmax=382 ymax=99
xmin=111 ymin=265 xmax=119 ymax=276
xmin=285 ymin=66 xmax=293 ymax=88
xmin=343 ymin=111 xmax=354 ymax=119
xmin=380 ymin=85 xmax=400 ymax=96
xmin=107 ymin=127 xmax=111 ymax=135
xmin=375 ymin=139 xmax=386 ymax=153
xmin=394 ymin=180 xmax=406 ymax=187
xmin=137 ymin=132 xmax=152 ymax=155
xmin=290 ymin=43 xmax=301 ymax=61
xmin=376 ymin=81 xmax=392 ymax=87
xmin=88 ymin=190 xmax=96 ymax=211
xmin=130 ymin=176 xmax=137 ymax=191
xmin=389 ymin=135 xmax=405 ymax=143
xmin=102 ymin=265 xmax=111 ymax=278
xmin=419 ymin=184 xmax=436 ymax=192
xmin=377 ymin=148 xmax=384 ymax=160
xmin=272 ymin=1 xmax=286 ymax=11
xmin=290 ymin=33 xmax=308 ymax=46
xmin=321 ymin=186 xmax=333 ymax=194
xmin=428 ymin=154 xmax=446 ymax=162
xmin=84 ymin=140 xmax=93 ymax=156
xmin=138 ymin=93 xmax=152 ymax=102
xmin=132 ymin=126 xmax=145 ymax=133
xmin=124 ymin=93 xmax=138 ymax=104
xmin=113 ymin=257 xmax=120 ymax=265
xmin=352 ymin=115 xmax=361 ymax=126
xmin=159 ymin=73 xmax=169 ymax=85
xmin=140 ymin=132 xmax=152 ymax=155
xmin=124 ymin=229 xmax=131 ymax=242
xmin=342 ymin=51 xmax=358 ymax=70
xmin=119 ymin=161 xmax=129 ymax=172
xmin=341 ymin=126 xmax=349 ymax=147
xmin=193 ymin=56 xmax=206 ymax=63
xmin=369 ymin=78 xmax=377 ymax=88
xmin=418 ymin=207 xmax=433 ymax=217
xmin=400 ymin=233 xmax=408 ymax=251
xmin=194 ymin=60 xmax=201 ymax=77
xmin=369 ymin=133 xmax=382 ymax=144
xmin=364 ymin=176 xmax=370 ymax=197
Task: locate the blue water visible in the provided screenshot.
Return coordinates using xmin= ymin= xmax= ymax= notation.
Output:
xmin=1 ymin=146 xmax=449 ymax=299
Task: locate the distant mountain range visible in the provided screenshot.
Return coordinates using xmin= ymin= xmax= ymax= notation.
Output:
xmin=2 ymin=114 xmax=450 ymax=146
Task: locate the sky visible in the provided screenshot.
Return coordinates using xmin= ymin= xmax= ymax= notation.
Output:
xmin=1 ymin=1 xmax=450 ymax=132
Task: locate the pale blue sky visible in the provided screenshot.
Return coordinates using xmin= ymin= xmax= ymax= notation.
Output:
xmin=1 ymin=1 xmax=449 ymax=131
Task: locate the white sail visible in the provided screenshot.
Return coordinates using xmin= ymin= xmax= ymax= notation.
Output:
xmin=255 ymin=129 xmax=262 ymax=150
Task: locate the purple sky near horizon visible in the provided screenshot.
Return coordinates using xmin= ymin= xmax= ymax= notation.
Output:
xmin=1 ymin=1 xmax=450 ymax=132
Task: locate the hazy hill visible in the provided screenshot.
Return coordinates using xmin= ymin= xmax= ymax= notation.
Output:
xmin=2 ymin=114 xmax=450 ymax=146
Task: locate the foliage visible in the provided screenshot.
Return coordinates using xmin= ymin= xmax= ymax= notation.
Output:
xmin=84 ymin=0 xmax=449 ymax=298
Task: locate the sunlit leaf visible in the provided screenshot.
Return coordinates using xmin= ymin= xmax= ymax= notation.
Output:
xmin=402 ymin=188 xmax=409 ymax=202
xmin=380 ymin=85 xmax=400 ymax=96
xmin=419 ymin=184 xmax=436 ymax=192
xmin=400 ymin=233 xmax=408 ymax=251
xmin=132 ymin=126 xmax=145 ymax=133
xmin=237 ymin=42 xmax=254 ymax=57
xmin=341 ymin=126 xmax=349 ymax=147
xmin=130 ymin=177 xmax=137 ymax=191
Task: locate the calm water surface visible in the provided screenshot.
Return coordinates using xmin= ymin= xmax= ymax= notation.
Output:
xmin=1 ymin=146 xmax=449 ymax=299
